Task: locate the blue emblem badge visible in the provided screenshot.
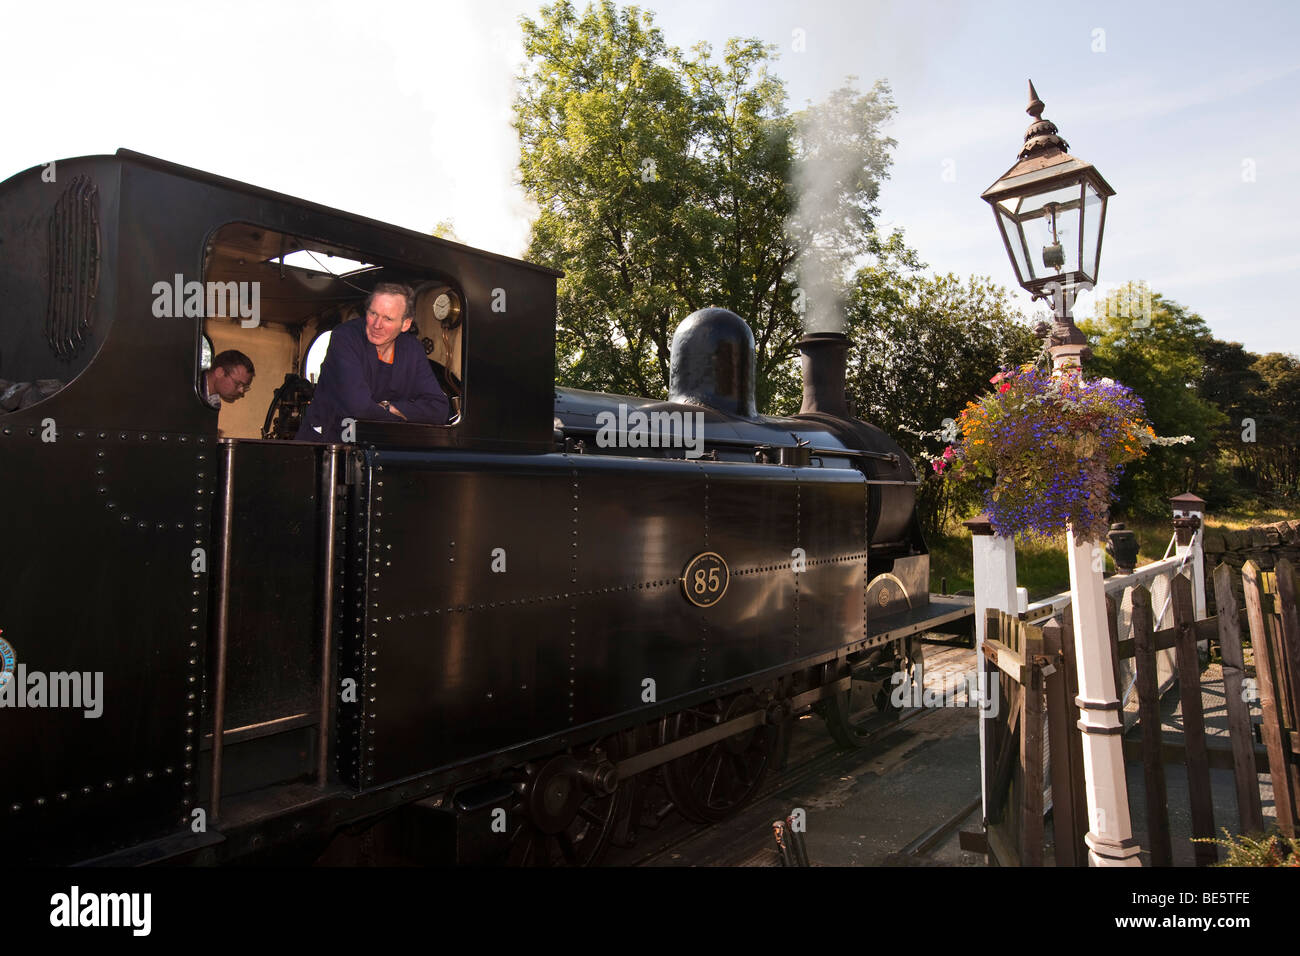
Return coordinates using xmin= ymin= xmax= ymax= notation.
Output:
xmin=0 ymin=631 xmax=14 ymax=687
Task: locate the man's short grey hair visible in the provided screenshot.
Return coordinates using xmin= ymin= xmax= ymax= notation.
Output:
xmin=366 ymin=282 xmax=416 ymax=320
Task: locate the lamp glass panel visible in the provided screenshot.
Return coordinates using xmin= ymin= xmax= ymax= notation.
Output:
xmin=1080 ymin=182 xmax=1105 ymax=282
xmin=1018 ymin=183 xmax=1083 ymax=279
xmin=996 ymin=205 xmax=1030 ymax=285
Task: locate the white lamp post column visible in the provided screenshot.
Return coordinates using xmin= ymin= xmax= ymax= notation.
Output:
xmin=1054 ymin=345 xmax=1141 ymax=867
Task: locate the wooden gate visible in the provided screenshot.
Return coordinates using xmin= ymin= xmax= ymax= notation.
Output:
xmin=974 ymin=558 xmax=1300 ymax=866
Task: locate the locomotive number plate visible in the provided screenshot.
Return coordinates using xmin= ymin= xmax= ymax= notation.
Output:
xmin=682 ymin=552 xmax=729 ymax=608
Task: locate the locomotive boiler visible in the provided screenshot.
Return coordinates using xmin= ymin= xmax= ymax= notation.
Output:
xmin=0 ymin=150 xmax=973 ymax=865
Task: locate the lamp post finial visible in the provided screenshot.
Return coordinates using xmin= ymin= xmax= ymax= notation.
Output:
xmin=1027 ymin=79 xmax=1044 ymax=118
xmin=1020 ymin=81 xmax=1069 ymax=159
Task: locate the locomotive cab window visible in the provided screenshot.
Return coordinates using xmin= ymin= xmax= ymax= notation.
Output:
xmin=201 ymin=223 xmax=464 ymax=439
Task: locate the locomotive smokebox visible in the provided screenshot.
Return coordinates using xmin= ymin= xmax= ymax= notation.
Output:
xmin=669 ymin=308 xmax=758 ymax=417
xmin=798 ymin=331 xmax=850 ymax=418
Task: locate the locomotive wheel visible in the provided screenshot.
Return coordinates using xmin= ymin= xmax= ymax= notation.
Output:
xmin=819 ymin=640 xmax=922 ymax=749
xmin=661 ymin=692 xmax=775 ymax=824
xmin=817 ymin=667 xmax=879 ymax=749
xmin=506 ymin=738 xmax=631 ymax=866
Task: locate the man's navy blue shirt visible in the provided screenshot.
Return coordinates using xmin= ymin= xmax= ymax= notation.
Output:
xmin=296 ymin=319 xmax=448 ymax=441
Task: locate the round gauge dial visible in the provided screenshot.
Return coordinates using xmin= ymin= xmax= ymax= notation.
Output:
xmin=432 ymin=292 xmax=453 ymax=322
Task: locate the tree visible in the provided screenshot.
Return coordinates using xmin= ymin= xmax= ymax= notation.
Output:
xmin=1078 ymin=284 xmax=1227 ymax=518
xmin=1242 ymin=352 xmax=1300 ymax=498
xmin=843 ymin=266 xmax=1040 ymax=536
xmin=431 ymin=220 xmax=462 ymax=242
xmin=514 ymin=0 xmax=898 ymax=410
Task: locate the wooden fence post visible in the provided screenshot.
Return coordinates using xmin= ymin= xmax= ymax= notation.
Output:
xmin=1105 ymin=593 xmax=1125 ymax=724
xmin=1021 ymin=622 xmax=1045 ymax=866
xmin=1131 ymin=585 xmax=1171 ymax=866
xmin=1242 ymin=560 xmax=1298 ymax=836
xmin=1262 ymin=561 xmax=1300 ymax=828
xmin=1276 ymin=557 xmax=1300 ymax=740
xmin=1212 ymin=563 xmax=1264 ymax=835
xmin=1044 ymin=617 xmax=1087 ymax=865
xmin=1172 ymin=574 xmax=1216 ymax=864
xmin=1058 ymin=615 xmax=1090 ymax=860
xmin=1170 ymin=493 xmax=1208 ymax=622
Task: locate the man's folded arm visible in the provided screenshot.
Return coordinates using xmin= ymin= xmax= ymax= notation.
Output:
xmin=399 ymin=358 xmax=450 ymax=425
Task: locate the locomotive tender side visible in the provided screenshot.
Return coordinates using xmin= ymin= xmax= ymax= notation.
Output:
xmin=0 ymin=151 xmax=971 ymax=865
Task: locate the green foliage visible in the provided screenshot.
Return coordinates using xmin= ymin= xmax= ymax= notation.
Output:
xmin=1081 ymin=283 xmax=1300 ymax=516
xmin=1239 ymin=352 xmax=1300 ymax=497
xmin=430 ymin=219 xmax=462 ymax=242
xmin=514 ymin=0 xmax=897 ymax=409
xmin=1079 ymin=284 xmax=1227 ymax=519
xmin=842 ymin=267 xmax=1038 ymax=536
xmin=1193 ymin=827 xmax=1300 ymax=867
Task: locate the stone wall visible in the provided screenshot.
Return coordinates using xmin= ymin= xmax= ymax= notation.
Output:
xmin=1202 ymin=520 xmax=1300 ymax=615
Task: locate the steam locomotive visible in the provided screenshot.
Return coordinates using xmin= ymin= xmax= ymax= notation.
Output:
xmin=0 ymin=150 xmax=972 ymax=865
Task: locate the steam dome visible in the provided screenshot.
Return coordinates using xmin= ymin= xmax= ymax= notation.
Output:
xmin=668 ymin=308 xmax=758 ymax=418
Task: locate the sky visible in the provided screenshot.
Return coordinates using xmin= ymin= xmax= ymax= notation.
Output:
xmin=3 ymin=0 xmax=1296 ymax=356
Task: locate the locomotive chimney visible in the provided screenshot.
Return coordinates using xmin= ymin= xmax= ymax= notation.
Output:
xmin=798 ymin=332 xmax=850 ymax=418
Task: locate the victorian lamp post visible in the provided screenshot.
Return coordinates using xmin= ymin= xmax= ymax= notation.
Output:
xmin=981 ymin=80 xmax=1115 ymax=374
xmin=982 ymin=82 xmax=1140 ymax=867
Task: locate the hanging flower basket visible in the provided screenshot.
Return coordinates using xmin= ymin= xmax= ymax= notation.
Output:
xmin=936 ymin=365 xmax=1178 ymax=543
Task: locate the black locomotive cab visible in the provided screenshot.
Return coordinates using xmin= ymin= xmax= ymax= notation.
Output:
xmin=0 ymin=151 xmax=971 ymax=866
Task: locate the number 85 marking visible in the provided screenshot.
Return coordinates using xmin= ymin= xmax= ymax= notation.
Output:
xmin=682 ymin=552 xmax=729 ymax=608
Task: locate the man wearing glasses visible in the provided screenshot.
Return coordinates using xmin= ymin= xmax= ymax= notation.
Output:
xmin=202 ymin=350 xmax=256 ymax=409
xmin=295 ymin=282 xmax=448 ymax=442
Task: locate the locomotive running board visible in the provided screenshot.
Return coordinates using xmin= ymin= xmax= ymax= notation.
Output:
xmin=860 ymin=594 xmax=974 ymax=647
